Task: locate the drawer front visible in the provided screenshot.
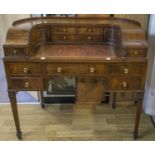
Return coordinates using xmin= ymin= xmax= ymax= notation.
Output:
xmin=9 ymin=78 xmax=43 ymax=90
xmin=109 ymin=63 xmax=146 ymax=75
xmin=79 ymin=63 xmax=107 ymax=75
xmin=4 ymin=48 xmax=27 ymax=57
xmin=77 ymin=35 xmax=102 ymax=42
xmin=79 ymin=27 xmax=102 ymax=34
xmin=46 ymin=63 xmax=79 ymax=75
xmin=46 ymin=63 xmax=107 ymax=75
xmin=7 ymin=63 xmax=42 ymax=75
xmin=125 ymin=48 xmax=147 ymax=57
xmin=52 ymin=27 xmax=76 ymax=33
xmin=108 ymin=77 xmax=144 ymax=91
xmin=52 ymin=34 xmax=76 ymax=41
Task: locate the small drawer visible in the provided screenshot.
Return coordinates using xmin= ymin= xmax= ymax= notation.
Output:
xmin=77 ymin=35 xmax=102 ymax=42
xmin=79 ymin=27 xmax=102 ymax=34
xmin=108 ymin=77 xmax=144 ymax=91
xmin=7 ymin=62 xmax=42 ymax=75
xmin=79 ymin=63 xmax=107 ymax=75
xmin=52 ymin=34 xmax=76 ymax=41
xmin=52 ymin=27 xmax=76 ymax=33
xmin=4 ymin=48 xmax=27 ymax=57
xmin=125 ymin=48 xmax=147 ymax=57
xmin=9 ymin=77 xmax=43 ymax=90
xmin=109 ymin=63 xmax=146 ymax=75
xmin=45 ymin=63 xmax=79 ymax=75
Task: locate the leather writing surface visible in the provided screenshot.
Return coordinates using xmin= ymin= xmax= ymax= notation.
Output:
xmin=31 ymin=44 xmax=116 ymax=60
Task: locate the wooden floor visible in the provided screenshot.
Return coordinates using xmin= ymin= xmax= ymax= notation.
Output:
xmin=0 ymin=103 xmax=154 ymax=141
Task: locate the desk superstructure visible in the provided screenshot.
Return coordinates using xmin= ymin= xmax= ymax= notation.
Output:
xmin=3 ymin=17 xmax=148 ymax=139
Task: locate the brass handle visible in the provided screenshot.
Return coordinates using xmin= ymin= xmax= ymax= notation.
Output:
xmin=88 ymin=28 xmax=92 ymax=32
xmin=63 ymin=36 xmax=66 ymax=40
xmin=25 ymin=82 xmax=30 ymax=88
xmin=63 ymin=28 xmax=67 ymax=32
xmin=122 ymin=81 xmax=127 ymax=88
xmin=90 ymin=67 xmax=95 ymax=73
xmin=13 ymin=50 xmax=17 ymax=54
xmin=23 ymin=67 xmax=29 ymax=73
xmin=134 ymin=50 xmax=138 ymax=55
xmin=88 ymin=36 xmax=91 ymax=40
xmin=124 ymin=68 xmax=129 ymax=74
xmin=57 ymin=67 xmax=62 ymax=73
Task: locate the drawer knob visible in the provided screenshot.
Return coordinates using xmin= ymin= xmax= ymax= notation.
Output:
xmin=13 ymin=50 xmax=17 ymax=54
xmin=25 ymin=82 xmax=30 ymax=88
xmin=134 ymin=50 xmax=138 ymax=55
xmin=57 ymin=67 xmax=62 ymax=73
xmin=122 ymin=81 xmax=127 ymax=88
xmin=88 ymin=28 xmax=92 ymax=32
xmin=63 ymin=28 xmax=66 ymax=32
xmin=88 ymin=36 xmax=91 ymax=40
xmin=63 ymin=36 xmax=66 ymax=40
xmin=23 ymin=67 xmax=29 ymax=73
xmin=124 ymin=68 xmax=129 ymax=74
xmin=90 ymin=67 xmax=95 ymax=73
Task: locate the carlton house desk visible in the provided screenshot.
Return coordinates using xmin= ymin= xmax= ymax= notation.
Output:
xmin=3 ymin=16 xmax=148 ymax=139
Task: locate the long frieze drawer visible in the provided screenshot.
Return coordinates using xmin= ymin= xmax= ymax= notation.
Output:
xmin=109 ymin=63 xmax=146 ymax=75
xmin=125 ymin=48 xmax=147 ymax=57
xmin=7 ymin=63 xmax=42 ymax=75
xmin=52 ymin=34 xmax=76 ymax=41
xmin=52 ymin=27 xmax=76 ymax=33
xmin=4 ymin=47 xmax=27 ymax=57
xmin=45 ymin=63 xmax=107 ymax=75
xmin=45 ymin=63 xmax=79 ymax=75
xmin=78 ymin=27 xmax=102 ymax=34
xmin=9 ymin=77 xmax=43 ymax=90
xmin=108 ymin=77 xmax=144 ymax=91
xmin=77 ymin=35 xmax=102 ymax=42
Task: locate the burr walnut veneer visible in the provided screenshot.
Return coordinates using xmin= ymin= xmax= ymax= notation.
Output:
xmin=3 ymin=16 xmax=148 ymax=139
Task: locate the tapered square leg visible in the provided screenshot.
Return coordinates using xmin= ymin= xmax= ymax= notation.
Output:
xmin=39 ymin=91 xmax=45 ymax=109
xmin=112 ymin=92 xmax=116 ymax=109
xmin=133 ymin=93 xmax=143 ymax=140
xmin=8 ymin=90 xmax=22 ymax=139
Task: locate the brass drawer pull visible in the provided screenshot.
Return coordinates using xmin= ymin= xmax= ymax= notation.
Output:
xmin=25 ymin=82 xmax=30 ymax=88
xmin=134 ymin=50 xmax=138 ymax=55
xmin=13 ymin=50 xmax=17 ymax=54
xmin=88 ymin=28 xmax=92 ymax=32
xmin=23 ymin=67 xmax=29 ymax=73
xmin=122 ymin=81 xmax=127 ymax=88
xmin=124 ymin=68 xmax=129 ymax=74
xmin=63 ymin=28 xmax=67 ymax=32
xmin=63 ymin=36 xmax=66 ymax=40
xmin=88 ymin=36 xmax=91 ymax=40
xmin=57 ymin=67 xmax=62 ymax=73
xmin=90 ymin=67 xmax=95 ymax=73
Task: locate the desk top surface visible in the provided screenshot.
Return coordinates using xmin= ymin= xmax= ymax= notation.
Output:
xmin=31 ymin=44 xmax=116 ymax=61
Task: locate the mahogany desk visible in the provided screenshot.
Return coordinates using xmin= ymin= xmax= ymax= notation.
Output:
xmin=3 ymin=16 xmax=148 ymax=139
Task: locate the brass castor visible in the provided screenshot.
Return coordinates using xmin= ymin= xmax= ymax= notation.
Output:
xmin=133 ymin=131 xmax=138 ymax=140
xmin=16 ymin=131 xmax=22 ymax=140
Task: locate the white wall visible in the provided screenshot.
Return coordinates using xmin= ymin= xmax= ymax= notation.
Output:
xmin=143 ymin=14 xmax=155 ymax=116
xmin=0 ymin=14 xmax=30 ymax=55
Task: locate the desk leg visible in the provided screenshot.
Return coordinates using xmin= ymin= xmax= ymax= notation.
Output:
xmin=134 ymin=95 xmax=143 ymax=140
xmin=40 ymin=91 xmax=45 ymax=109
xmin=8 ymin=90 xmax=22 ymax=139
xmin=112 ymin=92 xmax=116 ymax=109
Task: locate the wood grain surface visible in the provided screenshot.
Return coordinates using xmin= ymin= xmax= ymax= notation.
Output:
xmin=0 ymin=104 xmax=154 ymax=141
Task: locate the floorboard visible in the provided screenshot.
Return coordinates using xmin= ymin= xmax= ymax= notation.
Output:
xmin=0 ymin=104 xmax=154 ymax=141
